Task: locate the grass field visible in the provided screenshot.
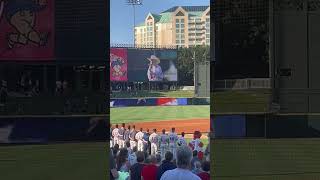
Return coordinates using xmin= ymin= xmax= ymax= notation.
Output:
xmin=212 ymin=90 xmax=271 ymax=113
xmin=211 ymin=138 xmax=320 ymax=180
xmin=0 ymin=143 xmax=108 ymax=180
xmin=110 ymin=105 xmax=210 ymax=123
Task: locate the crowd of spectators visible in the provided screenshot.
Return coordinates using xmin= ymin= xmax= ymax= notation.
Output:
xmin=110 ymin=123 xmax=210 ymax=180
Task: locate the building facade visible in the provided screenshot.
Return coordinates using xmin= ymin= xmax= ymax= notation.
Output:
xmin=135 ymin=6 xmax=210 ymax=48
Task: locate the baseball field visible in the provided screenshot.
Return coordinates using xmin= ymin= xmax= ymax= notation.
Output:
xmin=211 ymin=138 xmax=320 ymax=180
xmin=0 ymin=142 xmax=108 ymax=180
xmin=110 ymin=105 xmax=210 ymax=134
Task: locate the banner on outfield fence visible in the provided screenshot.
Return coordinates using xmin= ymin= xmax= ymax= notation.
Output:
xmin=0 ymin=116 xmax=107 ymax=144
xmin=110 ymin=98 xmax=208 ymax=107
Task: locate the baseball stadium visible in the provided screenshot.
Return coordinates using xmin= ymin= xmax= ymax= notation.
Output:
xmin=109 ymin=45 xmax=210 ymax=163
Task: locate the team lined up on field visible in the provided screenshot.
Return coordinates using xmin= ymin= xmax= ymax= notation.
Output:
xmin=110 ymin=123 xmax=206 ymax=161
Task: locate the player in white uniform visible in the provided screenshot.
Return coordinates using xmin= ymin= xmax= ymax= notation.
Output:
xmin=168 ymin=127 xmax=178 ymax=160
xmin=149 ymin=129 xmax=159 ymax=155
xmin=129 ymin=125 xmax=137 ymax=149
xmin=159 ymin=129 xmax=169 ymax=160
xmin=135 ymin=128 xmax=144 ymax=152
xmin=177 ymin=132 xmax=187 ymax=146
xmin=111 ymin=124 xmax=119 ymax=147
xmin=118 ymin=123 xmax=125 ymax=148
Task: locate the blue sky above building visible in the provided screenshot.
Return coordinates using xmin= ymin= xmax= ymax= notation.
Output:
xmin=110 ymin=0 xmax=210 ymax=44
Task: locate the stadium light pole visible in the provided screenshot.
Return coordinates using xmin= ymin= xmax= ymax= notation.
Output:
xmin=127 ymin=0 xmax=143 ymax=47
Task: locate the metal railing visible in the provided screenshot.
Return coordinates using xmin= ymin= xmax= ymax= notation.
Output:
xmin=214 ymin=78 xmax=271 ymax=90
xmin=110 ymin=43 xmax=177 ymax=49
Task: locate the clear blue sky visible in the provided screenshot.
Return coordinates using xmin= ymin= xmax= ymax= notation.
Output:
xmin=110 ymin=0 xmax=210 ymax=44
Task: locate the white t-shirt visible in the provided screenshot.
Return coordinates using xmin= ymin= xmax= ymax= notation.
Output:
xmin=160 ymin=168 xmax=201 ymax=180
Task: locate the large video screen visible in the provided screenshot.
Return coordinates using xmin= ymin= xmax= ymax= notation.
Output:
xmin=127 ymin=49 xmax=178 ymax=82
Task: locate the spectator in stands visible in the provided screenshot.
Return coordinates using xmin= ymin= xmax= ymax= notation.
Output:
xmin=156 ymin=154 xmax=162 ymax=165
xmin=129 ymin=151 xmax=145 ymax=180
xmin=128 ymin=146 xmax=137 ymax=166
xmin=156 ymin=151 xmax=177 ymax=180
xmin=191 ymin=150 xmax=200 ymax=170
xmin=197 ymin=161 xmax=210 ymax=180
xmin=160 ymin=145 xmax=201 ymax=180
xmin=192 ymin=161 xmax=203 ymax=175
xmin=110 ymin=150 xmax=118 ymax=180
xmin=141 ymin=155 xmax=158 ymax=180
xmin=112 ymin=144 xmax=119 ymax=160
xmin=116 ymin=148 xmax=130 ymax=172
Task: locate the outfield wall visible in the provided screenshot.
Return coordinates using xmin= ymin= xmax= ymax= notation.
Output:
xmin=110 ymin=97 xmax=210 ymax=108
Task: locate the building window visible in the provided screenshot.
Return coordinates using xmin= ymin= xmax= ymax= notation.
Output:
xmin=176 ymin=24 xmax=180 ymax=28
xmin=181 ymin=19 xmax=184 ymax=23
xmin=176 ymin=19 xmax=180 ymax=23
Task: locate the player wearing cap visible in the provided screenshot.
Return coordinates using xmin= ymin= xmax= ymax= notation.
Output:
xmin=159 ymin=129 xmax=169 ymax=160
xmin=112 ymin=124 xmax=119 ymax=146
xmin=129 ymin=125 xmax=137 ymax=149
xmin=168 ymin=127 xmax=178 ymax=159
xmin=135 ymin=128 xmax=144 ymax=152
xmin=177 ymin=132 xmax=187 ymax=146
xmin=118 ymin=123 xmax=125 ymax=148
xmin=149 ymin=129 xmax=159 ymax=155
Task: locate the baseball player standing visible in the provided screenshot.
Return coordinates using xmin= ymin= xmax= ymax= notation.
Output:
xmin=135 ymin=128 xmax=144 ymax=151
xmin=124 ymin=125 xmax=131 ymax=148
xmin=143 ymin=129 xmax=151 ymax=154
xmin=111 ymin=124 xmax=119 ymax=147
xmin=177 ymin=132 xmax=187 ymax=146
xmin=149 ymin=129 xmax=159 ymax=156
xmin=129 ymin=125 xmax=137 ymax=149
xmin=168 ymin=127 xmax=178 ymax=159
xmin=159 ymin=129 xmax=169 ymax=160
xmin=118 ymin=123 xmax=125 ymax=148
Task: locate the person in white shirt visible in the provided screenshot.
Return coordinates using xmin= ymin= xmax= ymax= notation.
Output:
xmin=135 ymin=128 xmax=144 ymax=152
xmin=149 ymin=128 xmax=159 ymax=155
xmin=168 ymin=127 xmax=178 ymax=160
xmin=160 ymin=145 xmax=201 ymax=180
xmin=159 ymin=129 xmax=169 ymax=160
xmin=112 ymin=124 xmax=119 ymax=147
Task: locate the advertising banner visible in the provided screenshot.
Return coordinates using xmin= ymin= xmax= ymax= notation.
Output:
xmin=110 ymin=48 xmax=128 ymax=81
xmin=0 ymin=0 xmax=55 ymax=61
xmin=127 ymin=49 xmax=178 ymax=82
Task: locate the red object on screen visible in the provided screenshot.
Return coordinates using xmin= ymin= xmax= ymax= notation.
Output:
xmin=157 ymin=98 xmax=178 ymax=106
xmin=0 ymin=0 xmax=54 ymax=61
xmin=110 ymin=48 xmax=128 ymax=82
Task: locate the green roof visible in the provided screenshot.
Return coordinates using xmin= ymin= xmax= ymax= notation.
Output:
xmin=158 ymin=13 xmax=172 ymax=23
xmin=151 ymin=13 xmax=161 ymax=22
xmin=188 ymin=11 xmax=204 ymax=17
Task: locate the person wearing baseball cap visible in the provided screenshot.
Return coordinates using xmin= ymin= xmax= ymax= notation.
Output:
xmin=147 ymin=55 xmax=164 ymax=81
